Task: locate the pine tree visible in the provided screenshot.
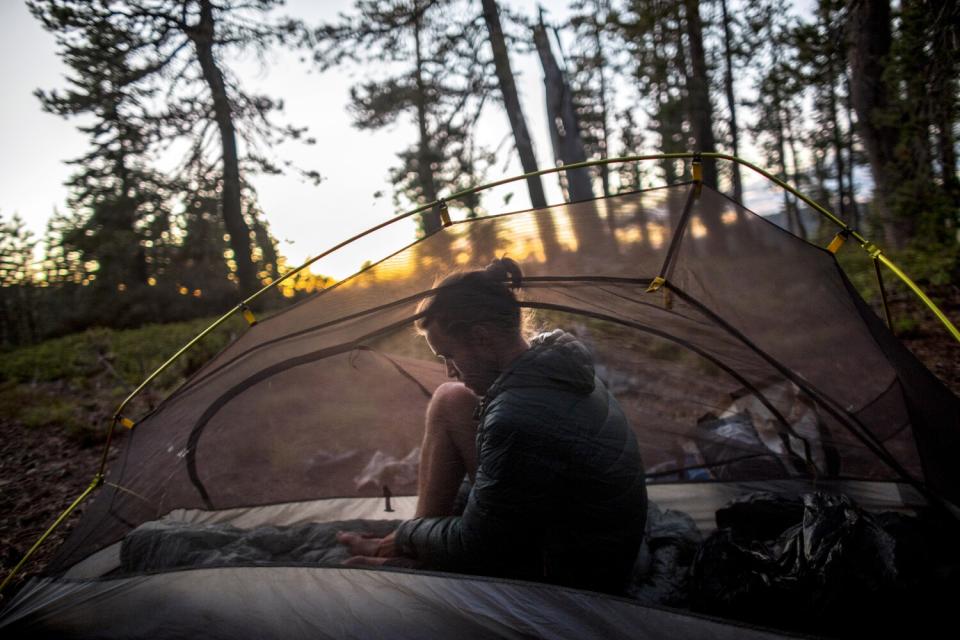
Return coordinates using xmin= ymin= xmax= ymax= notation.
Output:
xmin=793 ymin=0 xmax=861 ymax=232
xmin=845 ymin=0 xmax=956 ymax=247
xmin=30 ymin=0 xmax=314 ymax=295
xmin=718 ymin=0 xmax=744 ymax=203
xmin=533 ymin=12 xmax=594 ymax=202
xmin=480 ymin=0 xmax=561 ymax=259
xmin=0 ymin=212 xmax=40 ymax=345
xmin=567 ymin=0 xmax=616 ymax=196
xmin=743 ymin=1 xmax=808 ymax=238
xmin=614 ymin=0 xmax=718 ymax=187
xmin=481 ymin=0 xmax=551 ymax=211
xmin=615 ymin=108 xmax=648 ymax=193
xmin=682 ymin=0 xmax=718 ymax=188
xmin=312 ymin=0 xmax=492 ymax=234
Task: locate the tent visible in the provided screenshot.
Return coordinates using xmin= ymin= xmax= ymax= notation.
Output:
xmin=2 ymin=154 xmax=959 ymax=638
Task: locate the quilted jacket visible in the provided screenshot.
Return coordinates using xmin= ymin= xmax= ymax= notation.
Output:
xmin=395 ymin=330 xmax=647 ymax=594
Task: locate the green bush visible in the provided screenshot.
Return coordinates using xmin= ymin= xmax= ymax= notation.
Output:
xmin=0 ymin=313 xmax=248 ymax=445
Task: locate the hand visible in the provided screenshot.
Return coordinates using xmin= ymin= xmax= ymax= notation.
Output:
xmin=336 ymin=530 xmax=398 ymax=558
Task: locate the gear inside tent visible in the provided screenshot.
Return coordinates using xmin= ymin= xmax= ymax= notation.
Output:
xmin=2 ymin=155 xmax=959 ymax=638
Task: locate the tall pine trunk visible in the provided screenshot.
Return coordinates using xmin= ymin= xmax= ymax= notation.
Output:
xmin=826 ymin=69 xmax=849 ymax=221
xmin=413 ymin=9 xmax=442 ymax=234
xmin=842 ymin=69 xmax=860 ymax=230
xmin=784 ymin=116 xmax=808 ymax=239
xmin=719 ymin=0 xmax=743 ymax=202
xmin=533 ymin=19 xmax=612 ymax=252
xmin=683 ymin=0 xmax=718 ymax=189
xmin=533 ymin=19 xmax=594 ymax=202
xmin=651 ymin=14 xmax=683 ymax=183
xmin=591 ymin=0 xmax=612 ymax=197
xmin=936 ymin=77 xmax=960 ymax=208
xmin=190 ymin=0 xmax=258 ymax=295
xmin=846 ymin=0 xmax=903 ymax=247
xmin=480 ymin=0 xmax=558 ymax=257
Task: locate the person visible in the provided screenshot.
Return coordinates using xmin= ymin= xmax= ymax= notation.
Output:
xmin=337 ymin=257 xmax=647 ymax=595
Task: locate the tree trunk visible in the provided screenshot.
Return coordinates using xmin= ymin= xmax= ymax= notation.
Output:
xmin=818 ymin=1 xmax=849 ymax=224
xmin=813 ymin=147 xmax=832 ymax=239
xmin=682 ymin=0 xmax=718 ymax=189
xmin=719 ymin=0 xmax=743 ymax=202
xmin=842 ymin=68 xmax=860 ymax=230
xmin=784 ymin=116 xmax=808 ymax=239
xmin=189 ymin=0 xmax=258 ymax=295
xmin=936 ymin=77 xmax=960 ymax=208
xmin=480 ymin=0 xmax=545 ymax=206
xmin=899 ymin=0 xmax=934 ymax=232
xmin=770 ymin=72 xmax=802 ymax=237
xmin=480 ymin=0 xmax=558 ymax=258
xmin=534 ymin=19 xmax=612 ymax=252
xmin=826 ymin=69 xmax=849 ymax=221
xmin=413 ymin=9 xmax=442 ymax=234
xmin=115 ymin=147 xmax=149 ymax=287
xmin=652 ymin=15 xmax=682 ymax=183
xmin=533 ymin=20 xmax=594 ymax=202
xmin=846 ymin=0 xmax=903 ymax=247
xmin=592 ymin=0 xmax=611 ymax=197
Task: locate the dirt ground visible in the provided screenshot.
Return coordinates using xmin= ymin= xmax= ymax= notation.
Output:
xmin=1 ymin=289 xmax=958 ymax=606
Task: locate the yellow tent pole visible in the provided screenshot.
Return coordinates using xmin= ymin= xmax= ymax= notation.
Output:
xmin=877 ymin=252 xmax=960 ymax=343
xmin=438 ymin=152 xmax=957 ymax=342
xmin=104 ymin=152 xmax=959 ymax=430
xmin=0 ymin=474 xmax=102 ymax=597
xmin=100 ymin=303 xmax=246 ymax=477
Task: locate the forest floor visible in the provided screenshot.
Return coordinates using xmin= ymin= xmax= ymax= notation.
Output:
xmin=0 ymin=315 xmax=244 ymax=604
xmin=0 ymin=285 xmax=958 ymax=606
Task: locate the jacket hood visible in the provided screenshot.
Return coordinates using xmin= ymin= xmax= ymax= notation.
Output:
xmin=485 ymin=330 xmax=596 ymax=401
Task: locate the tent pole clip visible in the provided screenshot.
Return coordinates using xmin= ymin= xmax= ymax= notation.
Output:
xmin=240 ymin=303 xmax=258 ymax=326
xmin=691 ymin=152 xmax=703 ymax=183
xmin=861 ymin=241 xmax=882 ymax=259
xmin=646 ymin=276 xmax=666 ymax=293
xmin=117 ymin=415 xmax=135 ymax=430
xmin=437 ymin=199 xmax=452 ymax=227
xmin=826 ymin=229 xmax=852 ymax=254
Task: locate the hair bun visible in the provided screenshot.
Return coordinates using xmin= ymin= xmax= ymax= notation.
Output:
xmin=484 ymin=257 xmax=523 ymax=288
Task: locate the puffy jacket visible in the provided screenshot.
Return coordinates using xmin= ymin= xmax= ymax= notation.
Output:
xmin=395 ymin=330 xmax=647 ymax=594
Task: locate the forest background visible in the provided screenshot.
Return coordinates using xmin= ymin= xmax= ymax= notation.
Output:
xmin=0 ymin=0 xmax=958 ymax=596
xmin=1 ymin=0 xmax=958 ymax=346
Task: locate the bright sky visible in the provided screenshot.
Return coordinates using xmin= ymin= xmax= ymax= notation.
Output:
xmin=0 ymin=0 xmax=802 ymax=280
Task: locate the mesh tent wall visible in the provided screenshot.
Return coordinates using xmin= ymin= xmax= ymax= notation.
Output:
xmin=2 ymin=155 xmax=958 ymax=638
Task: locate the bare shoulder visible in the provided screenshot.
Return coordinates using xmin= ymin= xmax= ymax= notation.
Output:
xmin=431 ymin=381 xmax=479 ymax=408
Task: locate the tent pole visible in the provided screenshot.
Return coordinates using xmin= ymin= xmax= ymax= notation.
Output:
xmin=877 ymin=253 xmax=960 ymax=342
xmin=97 ymin=151 xmax=960 ymax=470
xmin=96 ymin=153 xmax=960 ymax=445
xmin=0 ymin=474 xmax=102 ymax=598
xmin=874 ymin=256 xmax=894 ymax=331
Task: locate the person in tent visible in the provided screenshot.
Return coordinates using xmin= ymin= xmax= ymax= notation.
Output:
xmin=337 ymin=257 xmax=648 ymax=595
